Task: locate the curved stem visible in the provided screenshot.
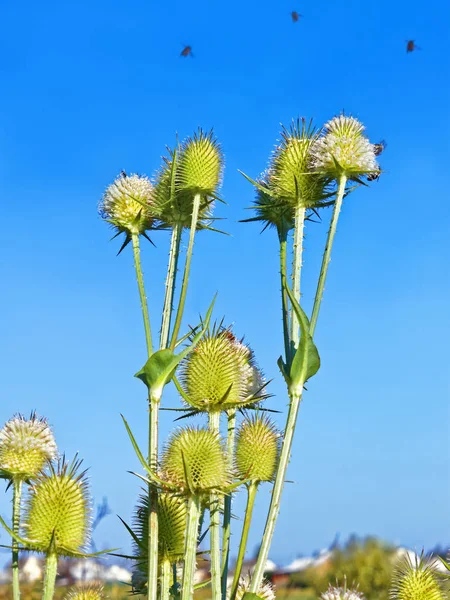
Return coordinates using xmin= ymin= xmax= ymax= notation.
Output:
xmin=160 ymin=224 xmax=183 ymax=349
xmin=230 ymin=482 xmax=258 ymax=600
xmin=170 ymin=194 xmax=202 ymax=350
xmin=42 ymin=552 xmax=58 ymax=600
xmin=221 ymin=409 xmax=237 ymax=599
xmin=249 ymin=393 xmax=302 ymax=593
xmin=208 ymin=411 xmax=222 ymax=600
xmin=161 ymin=559 xmax=172 ymax=600
xmin=12 ymin=479 xmax=22 ymax=600
xmin=309 ymin=175 xmax=347 ymax=336
xmin=181 ymin=496 xmax=202 ymax=600
xmin=131 ymin=232 xmax=153 ymax=355
xmin=290 ymin=206 xmax=305 ymax=348
xmin=278 ymin=228 xmax=291 ymax=365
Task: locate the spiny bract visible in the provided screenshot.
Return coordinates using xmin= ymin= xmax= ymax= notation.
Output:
xmin=23 ymin=457 xmax=90 ymax=556
xmin=161 ymin=427 xmax=229 ymax=495
xmin=321 ymin=585 xmax=365 ymax=600
xmin=233 ymin=574 xmax=276 ymax=600
xmin=311 ymin=115 xmax=379 ymax=178
xmin=63 ymin=585 xmax=104 ymax=600
xmin=180 ymin=327 xmax=264 ymax=412
xmin=235 ymin=415 xmax=281 ymax=482
xmin=0 ymin=413 xmax=57 ymax=480
xmin=390 ymin=554 xmax=446 ymax=600
xmin=176 ymin=129 xmax=223 ymax=196
xmin=99 ymin=173 xmax=154 ymax=236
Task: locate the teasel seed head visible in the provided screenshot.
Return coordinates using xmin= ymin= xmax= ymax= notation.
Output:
xmin=161 ymin=427 xmax=229 ymax=496
xmin=311 ymin=115 xmax=379 ymax=179
xmin=22 ymin=456 xmax=90 ymax=556
xmin=180 ymin=326 xmax=265 ymax=412
xmin=390 ymin=553 xmax=446 ymax=600
xmin=99 ymin=173 xmax=155 ymax=236
xmin=177 ymin=129 xmax=223 ymax=196
xmin=63 ymin=585 xmax=104 ymax=600
xmin=235 ymin=415 xmax=281 ymax=482
xmin=321 ymin=585 xmax=365 ymax=600
xmin=0 ymin=413 xmax=57 ymax=480
xmin=233 ymin=574 xmax=276 ymax=600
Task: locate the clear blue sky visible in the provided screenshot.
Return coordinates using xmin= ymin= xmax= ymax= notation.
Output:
xmin=1 ymin=0 xmax=449 ymax=568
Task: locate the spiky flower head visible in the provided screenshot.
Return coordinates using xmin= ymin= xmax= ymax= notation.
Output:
xmin=180 ymin=326 xmax=265 ymax=412
xmin=63 ymin=585 xmax=104 ymax=600
xmin=161 ymin=427 xmax=229 ymax=496
xmin=311 ymin=115 xmax=379 ymax=179
xmin=177 ymin=129 xmax=223 ymax=196
xmin=321 ymin=585 xmax=365 ymax=600
xmin=390 ymin=553 xmax=446 ymax=600
xmin=23 ymin=456 xmax=90 ymax=556
xmin=0 ymin=413 xmax=57 ymax=480
xmin=99 ymin=173 xmax=155 ymax=237
xmin=241 ymin=175 xmax=295 ymax=235
xmin=233 ymin=574 xmax=276 ymax=600
xmin=235 ymin=415 xmax=281 ymax=482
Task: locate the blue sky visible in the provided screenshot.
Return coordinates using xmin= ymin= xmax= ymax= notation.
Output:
xmin=1 ymin=0 xmax=449 ymax=567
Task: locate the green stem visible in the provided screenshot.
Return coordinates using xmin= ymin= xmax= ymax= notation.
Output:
xmin=221 ymin=409 xmax=237 ymax=599
xmin=161 ymin=559 xmax=172 ymax=600
xmin=278 ymin=228 xmax=291 ymax=365
xmin=12 ymin=479 xmax=22 ymax=600
xmin=208 ymin=411 xmax=222 ymax=600
xmin=309 ymin=174 xmax=347 ymax=336
xmin=160 ymin=224 xmax=183 ymax=349
xmin=290 ymin=206 xmax=305 ymax=348
xmin=147 ymin=403 xmax=159 ymax=600
xmin=181 ymin=496 xmax=202 ymax=600
xmin=131 ymin=232 xmax=153 ymax=356
xmin=230 ymin=482 xmax=258 ymax=600
xmin=170 ymin=193 xmax=202 ymax=350
xmin=42 ymin=552 xmax=58 ymax=600
xmin=248 ymin=392 xmax=303 ymax=593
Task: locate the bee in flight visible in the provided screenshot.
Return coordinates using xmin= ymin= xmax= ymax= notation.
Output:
xmin=406 ymin=40 xmax=420 ymax=53
xmin=120 ymin=170 xmax=127 ymax=178
xmin=373 ymin=140 xmax=387 ymax=156
xmin=180 ymin=45 xmax=193 ymax=57
xmin=291 ymin=10 xmax=302 ymax=22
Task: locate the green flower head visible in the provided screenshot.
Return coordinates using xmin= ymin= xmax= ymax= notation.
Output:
xmin=161 ymin=427 xmax=229 ymax=496
xmin=0 ymin=413 xmax=57 ymax=480
xmin=235 ymin=415 xmax=281 ymax=482
xmin=23 ymin=456 xmax=90 ymax=556
xmin=390 ymin=553 xmax=446 ymax=600
xmin=63 ymin=585 xmax=104 ymax=600
xmin=179 ymin=326 xmax=265 ymax=412
xmin=177 ymin=129 xmax=223 ymax=196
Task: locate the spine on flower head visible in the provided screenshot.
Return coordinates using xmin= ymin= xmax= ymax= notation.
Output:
xmin=390 ymin=553 xmax=446 ymax=600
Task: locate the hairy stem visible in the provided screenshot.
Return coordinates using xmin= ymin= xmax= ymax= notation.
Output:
xmin=309 ymin=174 xmax=347 ymax=336
xmin=278 ymin=228 xmax=291 ymax=364
xmin=181 ymin=496 xmax=202 ymax=600
xmin=249 ymin=392 xmax=302 ymax=592
xmin=230 ymin=482 xmax=258 ymax=600
xmin=160 ymin=223 xmax=183 ymax=349
xmin=12 ymin=479 xmax=23 ymax=600
xmin=290 ymin=205 xmax=306 ymax=348
xmin=131 ymin=232 xmax=153 ymax=355
xmin=170 ymin=193 xmax=202 ymax=349
xmin=147 ymin=403 xmax=159 ymax=600
xmin=42 ymin=552 xmax=58 ymax=600
xmin=221 ymin=408 xmax=237 ymax=599
xmin=161 ymin=559 xmax=172 ymax=600
xmin=208 ymin=411 xmax=222 ymax=600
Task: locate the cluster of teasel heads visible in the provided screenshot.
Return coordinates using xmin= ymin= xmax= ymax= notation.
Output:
xmin=1 ymin=114 xmax=445 ymax=600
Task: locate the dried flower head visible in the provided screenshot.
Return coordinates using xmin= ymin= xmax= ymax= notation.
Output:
xmin=390 ymin=553 xmax=446 ymax=600
xmin=161 ymin=427 xmax=229 ymax=495
xmin=99 ymin=173 xmax=154 ymax=236
xmin=321 ymin=585 xmax=365 ymax=600
xmin=233 ymin=574 xmax=276 ymax=600
xmin=0 ymin=413 xmax=57 ymax=480
xmin=63 ymin=585 xmax=104 ymax=600
xmin=235 ymin=415 xmax=281 ymax=482
xmin=180 ymin=326 xmax=265 ymax=412
xmin=311 ymin=115 xmax=379 ymax=179
xmin=23 ymin=456 xmax=90 ymax=556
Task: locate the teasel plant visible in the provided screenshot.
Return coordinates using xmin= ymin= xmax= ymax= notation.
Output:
xmin=0 ymin=413 xmax=57 ymax=600
xmin=100 ymin=128 xmax=223 ymax=600
xmin=320 ymin=583 xmax=366 ymax=600
xmin=240 ymin=114 xmax=382 ymax=594
xmin=63 ymin=584 xmax=105 ymax=600
xmin=390 ymin=552 xmax=448 ymax=600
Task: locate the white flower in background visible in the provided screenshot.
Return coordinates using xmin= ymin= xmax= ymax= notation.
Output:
xmin=232 ymin=574 xmax=276 ymax=600
xmin=321 ymin=585 xmax=365 ymax=600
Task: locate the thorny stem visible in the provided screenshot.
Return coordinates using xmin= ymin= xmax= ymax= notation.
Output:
xmin=160 ymin=223 xmax=183 ymax=349
xmin=208 ymin=411 xmax=222 ymax=600
xmin=230 ymin=482 xmax=258 ymax=600
xmin=131 ymin=232 xmax=153 ymax=355
xmin=278 ymin=228 xmax=291 ymax=365
xmin=181 ymin=496 xmax=202 ymax=600
xmin=161 ymin=559 xmax=172 ymax=600
xmin=309 ymin=174 xmax=347 ymax=336
xmin=12 ymin=479 xmax=22 ymax=600
xmin=221 ymin=408 xmax=237 ymax=599
xmin=170 ymin=193 xmax=202 ymax=350
xmin=290 ymin=205 xmax=305 ymax=348
xmin=42 ymin=552 xmax=58 ymax=600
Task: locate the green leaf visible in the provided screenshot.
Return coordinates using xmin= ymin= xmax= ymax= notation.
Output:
xmin=0 ymin=515 xmax=34 ymax=548
xmin=238 ymin=171 xmax=277 ymax=198
xmin=284 ymin=284 xmax=320 ymax=395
